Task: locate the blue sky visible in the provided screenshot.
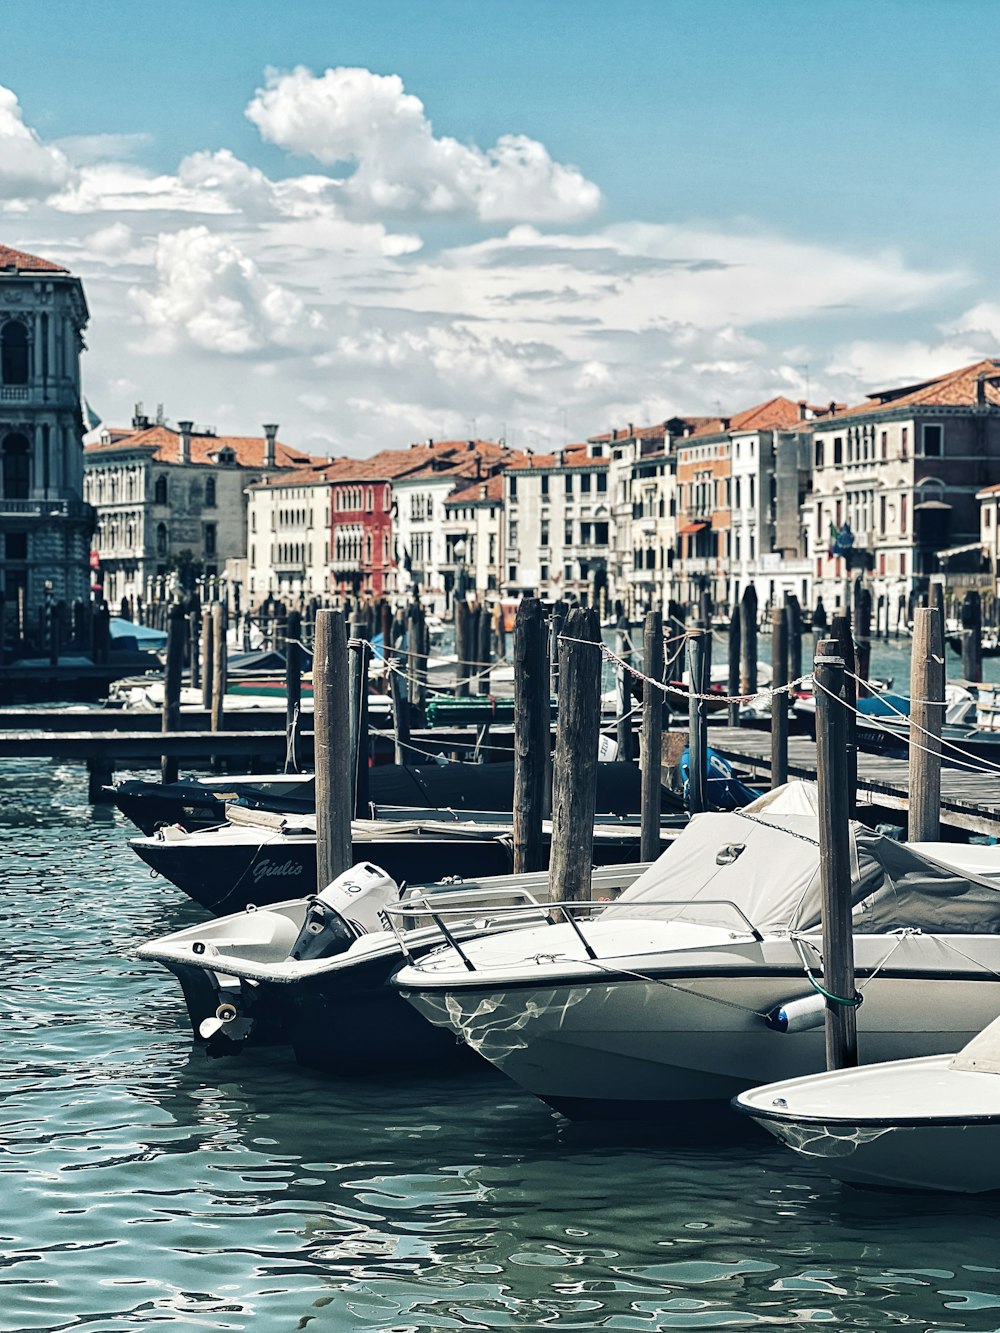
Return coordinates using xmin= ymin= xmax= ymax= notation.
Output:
xmin=2 ymin=0 xmax=997 ymax=455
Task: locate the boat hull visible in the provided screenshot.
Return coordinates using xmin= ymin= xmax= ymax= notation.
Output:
xmin=399 ymin=948 xmax=1000 ymax=1118
xmin=735 ymin=1055 xmax=1000 ymax=1193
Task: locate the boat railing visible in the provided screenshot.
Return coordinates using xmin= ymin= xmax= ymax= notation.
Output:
xmin=383 ymin=885 xmax=555 ymax=963
xmin=387 ymin=896 xmax=764 ymax=972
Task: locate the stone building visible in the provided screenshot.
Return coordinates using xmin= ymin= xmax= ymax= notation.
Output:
xmin=84 ymin=413 xmax=315 ymax=605
xmin=0 ymin=243 xmax=91 ymax=639
xmin=245 ymin=460 xmax=336 ymax=604
xmin=442 ymin=473 xmax=505 ymax=597
xmin=804 ymin=360 xmax=1000 ymax=612
xmin=502 ymin=443 xmax=612 ymax=605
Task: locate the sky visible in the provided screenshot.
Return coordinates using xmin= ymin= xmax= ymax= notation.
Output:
xmin=3 ymin=0 xmax=1000 ymax=459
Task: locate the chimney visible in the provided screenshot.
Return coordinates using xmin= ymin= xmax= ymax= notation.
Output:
xmin=798 ymin=400 xmax=808 ymax=420
xmin=978 ymin=374 xmax=988 ymax=408
xmin=828 ymin=400 xmax=838 ymax=416
xmin=263 ymin=423 xmax=278 ymax=468
xmin=177 ymin=420 xmax=193 ymax=464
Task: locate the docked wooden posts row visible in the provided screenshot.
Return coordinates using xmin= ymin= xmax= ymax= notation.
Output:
xmin=739 ymin=584 xmax=758 ymax=696
xmin=189 ymin=604 xmax=201 ymax=691
xmin=770 ymin=603 xmax=788 ymax=788
xmin=476 ymin=603 xmax=493 ymax=695
xmin=285 ymin=608 xmax=303 ymax=774
xmin=909 ymin=606 xmax=944 ymax=841
xmin=961 ymin=589 xmax=983 ymax=684
xmin=406 ymin=603 xmax=427 ymax=707
xmin=314 ymin=609 xmax=353 ymax=891
xmin=349 ymin=637 xmax=371 ymax=818
xmin=549 ymin=607 xmax=602 ymax=904
xmin=640 ymin=610 xmax=664 ymax=859
xmin=512 ymin=598 xmax=548 ymax=874
xmin=727 ymin=607 xmax=741 ymax=727
xmin=813 ymin=636 xmax=858 ymax=1072
xmin=686 ymin=625 xmax=709 ymax=816
xmin=830 ymin=613 xmax=858 ymax=816
xmin=615 ymin=613 xmax=634 ymax=762
xmin=160 ymin=602 xmax=187 ymax=784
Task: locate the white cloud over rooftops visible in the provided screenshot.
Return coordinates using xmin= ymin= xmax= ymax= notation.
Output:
xmin=245 ymin=65 xmax=602 ymax=224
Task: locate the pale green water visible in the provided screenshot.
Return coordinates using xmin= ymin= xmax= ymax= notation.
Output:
xmin=5 ymin=758 xmax=1000 ymax=1331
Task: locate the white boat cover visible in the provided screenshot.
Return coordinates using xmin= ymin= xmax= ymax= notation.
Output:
xmin=742 ymin=780 xmax=820 ymax=816
xmin=604 ymin=808 xmax=1000 ymax=937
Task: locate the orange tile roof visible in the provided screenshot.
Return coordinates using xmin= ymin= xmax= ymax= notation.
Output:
xmin=685 ymin=396 xmax=820 ymax=440
xmin=0 ymin=243 xmax=68 ymax=273
xmin=505 ymin=444 xmax=607 ymax=472
xmin=446 ymin=474 xmax=505 ymax=505
xmin=85 ymin=424 xmax=316 ymax=469
xmin=815 ymin=358 xmax=1000 ymax=422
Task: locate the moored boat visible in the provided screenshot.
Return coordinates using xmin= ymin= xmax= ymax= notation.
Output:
xmin=733 ymin=1015 xmax=1000 ymax=1193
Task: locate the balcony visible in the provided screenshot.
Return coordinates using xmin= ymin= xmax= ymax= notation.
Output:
xmin=0 ymin=498 xmax=91 ymax=520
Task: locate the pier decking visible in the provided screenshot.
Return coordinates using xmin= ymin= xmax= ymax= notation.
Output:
xmin=710 ymin=726 xmax=1000 ymax=836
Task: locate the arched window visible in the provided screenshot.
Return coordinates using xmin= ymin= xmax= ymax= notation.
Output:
xmin=2 ymin=433 xmax=30 ymax=499
xmin=1 ymin=322 xmax=28 ymax=385
xmin=154 ymin=475 xmax=168 ymax=505
xmin=156 ymin=522 xmax=167 ymax=557
xmin=205 ymin=477 xmax=216 ymax=507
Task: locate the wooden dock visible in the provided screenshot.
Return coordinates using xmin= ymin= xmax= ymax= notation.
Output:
xmin=710 ymin=726 xmax=1000 ymax=836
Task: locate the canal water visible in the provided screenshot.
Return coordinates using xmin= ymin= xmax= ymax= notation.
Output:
xmin=6 ymin=690 xmax=1000 ymax=1331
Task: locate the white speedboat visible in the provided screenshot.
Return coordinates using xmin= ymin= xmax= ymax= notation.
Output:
xmin=135 ymin=860 xmax=647 ymax=1075
xmin=392 ymin=787 xmax=1000 ymax=1118
xmin=733 ymin=1016 xmax=1000 ymax=1193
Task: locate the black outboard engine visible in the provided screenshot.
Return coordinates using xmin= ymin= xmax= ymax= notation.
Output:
xmin=290 ymin=862 xmax=399 ymax=961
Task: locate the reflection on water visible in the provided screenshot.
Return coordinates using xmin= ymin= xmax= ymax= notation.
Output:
xmin=4 ymin=754 xmax=1000 ymax=1331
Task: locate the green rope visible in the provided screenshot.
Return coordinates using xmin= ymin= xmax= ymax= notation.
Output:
xmin=804 ymin=968 xmax=863 ymax=1008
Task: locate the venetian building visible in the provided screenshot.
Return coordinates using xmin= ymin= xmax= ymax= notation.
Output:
xmin=0 ymin=244 xmax=91 ymax=629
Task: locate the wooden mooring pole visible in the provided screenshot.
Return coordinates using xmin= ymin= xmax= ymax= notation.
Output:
xmin=615 ymin=613 xmax=634 ymax=762
xmin=201 ymin=606 xmax=213 ymax=712
xmin=686 ymin=625 xmax=708 ymax=815
xmin=962 ymin=589 xmax=983 ymax=684
xmin=813 ymin=636 xmax=858 ymax=1071
xmin=314 ymin=609 xmax=353 ymax=891
xmin=830 ymin=613 xmax=857 ymax=815
xmin=284 ymin=608 xmax=302 ymax=773
xmin=739 ymin=584 xmax=758 ymax=696
xmin=349 ymin=637 xmax=371 ymax=818
xmin=640 ymin=609 xmax=664 ymax=860
xmin=512 ymin=598 xmax=548 ymax=874
xmin=770 ymin=603 xmax=789 ymax=788
xmin=855 ymin=584 xmax=872 ymax=698
xmin=549 ymin=607 xmax=602 ymax=904
xmin=161 ymin=602 xmax=187 ymax=785
xmin=727 ymin=606 xmax=741 ymax=727
xmin=909 ymin=605 xmax=944 ymax=841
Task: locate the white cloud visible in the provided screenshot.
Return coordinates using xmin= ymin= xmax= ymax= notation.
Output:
xmin=53 ymin=132 xmax=152 ymax=166
xmin=130 ymin=226 xmax=320 ymax=355
xmin=824 ymin=338 xmax=987 ymax=390
xmin=942 ymin=301 xmax=1000 ymax=343
xmin=0 ymin=85 xmax=73 ymax=199
xmin=245 ymin=66 xmax=601 ymax=223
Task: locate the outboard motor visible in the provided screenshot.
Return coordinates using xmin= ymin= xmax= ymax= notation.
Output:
xmin=290 ymin=863 xmax=399 ymax=961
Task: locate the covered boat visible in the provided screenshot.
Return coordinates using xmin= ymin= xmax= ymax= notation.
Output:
xmin=392 ymin=786 xmax=1000 ymax=1118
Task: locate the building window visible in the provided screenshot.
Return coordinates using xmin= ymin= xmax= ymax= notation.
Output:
xmin=565 ymin=474 xmax=573 ymax=495
xmin=508 ymin=477 xmax=517 ymax=499
xmin=901 ymin=494 xmax=908 ymax=534
xmin=1 ymin=321 xmax=28 ymax=385
xmin=901 ymin=427 xmax=908 ymax=459
xmin=205 ymin=523 xmax=217 ymax=556
xmin=540 ymin=563 xmax=549 ymax=580
xmin=833 ymin=437 xmax=843 ymax=466
xmin=880 ymin=430 xmax=888 ymax=460
xmin=814 ymin=439 xmax=824 ymax=469
xmin=564 ymin=521 xmax=573 ymax=544
xmin=922 ymin=424 xmax=943 ymax=457
xmin=900 ymin=551 xmax=907 ymax=577
xmin=597 ymin=472 xmax=607 ymax=492
xmin=205 ymin=477 xmax=216 ymax=507
xmin=154 ymin=475 xmax=168 ymax=505
xmin=2 ymin=433 xmax=30 ymax=499
xmin=879 ymin=495 xmax=887 ymax=535
xmin=540 ymin=475 xmax=549 ymax=497
xmin=540 ymin=521 xmax=549 ymax=546
xmin=580 ymin=473 xmax=592 ymax=493
xmin=156 ymin=523 xmax=167 ymax=557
